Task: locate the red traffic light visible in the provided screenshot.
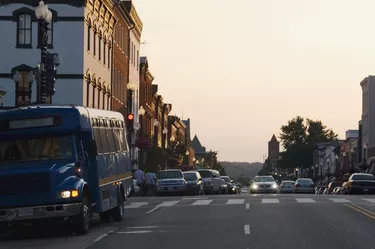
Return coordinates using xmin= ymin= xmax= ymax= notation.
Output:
xmin=127 ymin=114 xmax=134 ymax=120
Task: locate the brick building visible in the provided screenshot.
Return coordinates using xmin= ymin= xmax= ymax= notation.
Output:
xmin=151 ymin=88 xmax=172 ymax=147
xmin=139 ymin=56 xmax=154 ymax=137
xmin=112 ymin=2 xmax=132 ymax=115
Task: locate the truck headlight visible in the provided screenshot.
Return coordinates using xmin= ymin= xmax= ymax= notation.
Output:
xmin=60 ymin=190 xmax=79 ymax=198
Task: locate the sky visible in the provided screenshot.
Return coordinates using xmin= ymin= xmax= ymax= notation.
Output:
xmin=132 ymin=0 xmax=375 ymax=163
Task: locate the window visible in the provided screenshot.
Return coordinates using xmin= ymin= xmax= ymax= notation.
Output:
xmin=87 ymin=24 xmax=91 ymax=51
xmin=93 ymin=126 xmax=103 ymax=153
xmin=86 ymin=78 xmax=90 ymax=107
xmin=129 ymin=42 xmax=133 ymax=63
xmin=133 ymin=45 xmax=135 ymax=65
xmin=99 ymin=120 xmax=109 ymax=153
xmin=108 ymin=47 xmax=111 ymax=69
xmin=103 ymin=43 xmax=106 ymax=65
xmin=137 ymin=50 xmax=139 ymax=71
xmin=93 ymin=30 xmax=96 ymax=56
xmin=17 ymin=13 xmax=32 ymax=47
xmin=107 ymin=128 xmax=116 ymax=152
xmin=102 ymin=91 xmax=105 ymax=110
xmin=98 ymin=34 xmax=102 ymax=61
xmin=97 ymin=88 xmax=101 ymax=109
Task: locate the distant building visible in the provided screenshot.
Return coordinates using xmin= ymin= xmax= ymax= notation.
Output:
xmin=267 ymin=134 xmax=280 ymax=172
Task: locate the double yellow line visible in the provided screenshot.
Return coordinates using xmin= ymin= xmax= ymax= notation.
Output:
xmin=345 ymin=204 xmax=375 ymax=220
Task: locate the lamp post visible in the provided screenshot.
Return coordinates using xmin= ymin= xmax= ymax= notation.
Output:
xmin=138 ymin=106 xmax=145 ymax=136
xmin=319 ymin=163 xmax=323 ymax=185
xmin=350 ymin=148 xmax=355 ymax=172
xmin=162 ymin=127 xmax=168 ymax=149
xmin=335 ymin=154 xmax=339 ymax=176
xmin=153 ymin=119 xmax=159 ymax=147
xmin=138 ymin=106 xmax=145 ymax=169
xmin=35 ymin=1 xmax=52 ymax=104
xmin=127 ymin=82 xmax=136 ymax=114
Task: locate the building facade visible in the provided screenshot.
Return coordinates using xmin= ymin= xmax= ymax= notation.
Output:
xmin=0 ymin=0 xmax=116 ymax=109
xmin=267 ymin=134 xmax=280 ymax=172
xmin=139 ymin=56 xmax=155 ymax=137
xmin=112 ymin=2 xmax=132 ymax=114
xmin=360 ymin=76 xmax=375 ymax=160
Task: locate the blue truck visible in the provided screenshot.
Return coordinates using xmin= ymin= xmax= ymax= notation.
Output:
xmin=0 ymin=105 xmax=133 ymax=235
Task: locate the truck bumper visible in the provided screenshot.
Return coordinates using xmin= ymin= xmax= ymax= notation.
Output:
xmin=0 ymin=203 xmax=81 ymax=222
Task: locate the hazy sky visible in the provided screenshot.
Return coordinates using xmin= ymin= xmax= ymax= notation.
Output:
xmin=133 ymin=0 xmax=375 ymax=163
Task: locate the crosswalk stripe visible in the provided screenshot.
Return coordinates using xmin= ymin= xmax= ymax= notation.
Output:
xmin=158 ymin=200 xmax=179 ymax=207
xmin=191 ymin=199 xmax=213 ymax=206
xmin=362 ymin=198 xmax=375 ymax=203
xmin=328 ymin=198 xmax=351 ymax=203
xmin=124 ymin=202 xmax=148 ymax=208
xmin=261 ymin=198 xmax=279 ymax=203
xmin=226 ymin=199 xmax=245 ymax=205
xmin=295 ymin=198 xmax=316 ymax=203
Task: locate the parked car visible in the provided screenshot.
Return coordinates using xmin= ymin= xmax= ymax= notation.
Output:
xmin=294 ymin=178 xmax=315 ymax=194
xmin=183 ymin=171 xmax=204 ymax=195
xmin=221 ymin=176 xmax=237 ymax=194
xmin=210 ymin=178 xmax=228 ymax=194
xmin=156 ymin=169 xmax=187 ymax=195
xmin=197 ymin=169 xmax=220 ymax=194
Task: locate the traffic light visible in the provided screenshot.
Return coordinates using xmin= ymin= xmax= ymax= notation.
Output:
xmin=45 ymin=53 xmax=57 ymax=96
xmin=126 ymin=113 xmax=134 ymax=132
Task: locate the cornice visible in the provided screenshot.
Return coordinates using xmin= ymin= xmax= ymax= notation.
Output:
xmin=86 ymin=0 xmax=117 ymax=35
xmin=129 ymin=4 xmax=143 ymax=38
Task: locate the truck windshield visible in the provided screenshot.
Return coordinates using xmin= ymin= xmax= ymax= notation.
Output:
xmin=0 ymin=135 xmax=74 ymax=164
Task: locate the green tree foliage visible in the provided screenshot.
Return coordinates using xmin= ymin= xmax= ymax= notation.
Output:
xmin=278 ymin=116 xmax=338 ymax=170
xmin=205 ymin=150 xmax=227 ymax=175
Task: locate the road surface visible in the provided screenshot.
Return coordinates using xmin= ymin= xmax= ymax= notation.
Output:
xmin=2 ymin=194 xmax=375 ymax=249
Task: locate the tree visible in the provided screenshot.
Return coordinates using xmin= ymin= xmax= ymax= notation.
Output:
xmin=205 ymin=150 xmax=227 ymax=175
xmin=279 ymin=116 xmax=338 ymax=170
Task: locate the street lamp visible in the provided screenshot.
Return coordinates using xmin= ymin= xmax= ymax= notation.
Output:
xmin=350 ymin=148 xmax=355 ymax=171
xmin=127 ymin=82 xmax=136 ymax=114
xmin=153 ymin=119 xmax=159 ymax=147
xmin=35 ymin=1 xmax=53 ymax=104
xmin=162 ymin=127 xmax=168 ymax=149
xmin=127 ymin=82 xmax=136 ymax=91
xmin=138 ymin=106 xmax=145 ymax=135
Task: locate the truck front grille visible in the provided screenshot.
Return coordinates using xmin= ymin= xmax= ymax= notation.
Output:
xmin=0 ymin=172 xmax=50 ymax=195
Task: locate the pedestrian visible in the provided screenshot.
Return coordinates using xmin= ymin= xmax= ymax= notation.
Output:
xmin=145 ymin=171 xmax=157 ymax=196
xmin=134 ymin=168 xmax=145 ymax=196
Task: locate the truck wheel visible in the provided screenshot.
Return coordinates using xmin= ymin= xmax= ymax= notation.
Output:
xmin=72 ymin=195 xmax=91 ymax=235
xmin=99 ymin=211 xmax=111 ymax=223
xmin=111 ymin=190 xmax=125 ymax=222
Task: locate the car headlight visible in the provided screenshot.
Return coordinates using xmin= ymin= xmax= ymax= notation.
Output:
xmin=252 ymin=184 xmax=258 ymax=189
xmin=60 ymin=190 xmax=79 ymax=198
xmin=272 ymin=184 xmax=278 ymax=189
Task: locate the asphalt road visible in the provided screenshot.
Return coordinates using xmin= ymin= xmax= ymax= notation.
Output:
xmin=2 ymin=194 xmax=375 ymax=249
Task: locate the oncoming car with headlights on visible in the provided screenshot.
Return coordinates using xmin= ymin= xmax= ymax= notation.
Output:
xmin=250 ymin=176 xmax=278 ymax=194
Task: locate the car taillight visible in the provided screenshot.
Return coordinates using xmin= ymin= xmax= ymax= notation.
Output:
xmin=280 ymin=185 xmax=283 ymax=188
xmin=295 ymin=184 xmax=301 ymax=187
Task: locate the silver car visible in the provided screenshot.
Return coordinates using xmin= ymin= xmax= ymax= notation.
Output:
xmin=278 ymin=180 xmax=295 ymax=193
xmin=294 ymin=178 xmax=315 ymax=194
xmin=250 ymin=176 xmax=278 ymax=194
